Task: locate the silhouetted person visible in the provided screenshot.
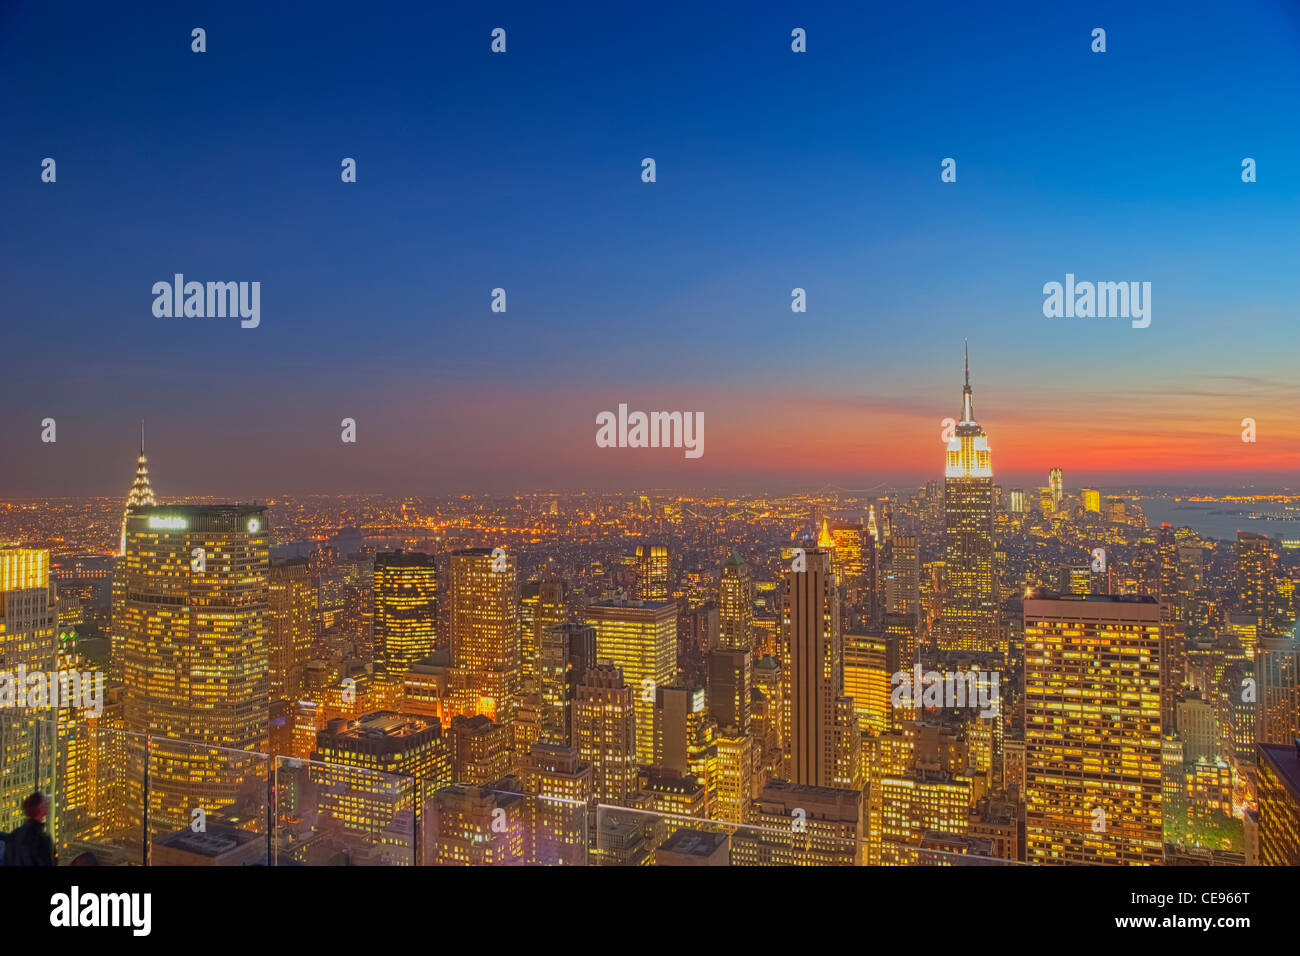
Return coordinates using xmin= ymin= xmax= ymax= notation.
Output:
xmin=5 ymin=791 xmax=55 ymax=866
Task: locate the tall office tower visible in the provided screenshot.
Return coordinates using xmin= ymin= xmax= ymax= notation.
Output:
xmin=1009 ymin=489 xmax=1028 ymax=514
xmin=0 ymin=549 xmax=58 ymax=831
xmin=842 ymin=632 xmax=897 ymax=735
xmin=1037 ymin=487 xmax=1055 ymax=518
xmin=1058 ymin=564 xmax=1093 ymax=596
xmin=537 ymin=622 xmax=597 ymax=745
xmin=372 ymin=551 xmax=437 ymax=678
xmin=886 ymin=532 xmax=920 ymax=618
xmin=268 ymin=557 xmax=314 ymax=701
xmin=1222 ymin=663 xmax=1255 ymax=763
xmin=448 ymin=714 xmax=513 ymax=784
xmin=819 ymin=520 xmax=874 ymax=625
xmin=520 ymin=579 xmax=566 ymax=686
xmin=1103 ymin=497 xmax=1127 ymax=524
xmin=714 ymin=728 xmax=755 ymax=824
xmin=732 ymin=780 xmax=863 ymax=866
xmin=448 ymin=548 xmax=520 ymax=723
xmin=940 ymin=347 xmax=997 ymax=655
xmin=1236 ymin=531 xmax=1280 ymax=638
xmin=1156 ymin=524 xmax=1178 ymax=608
xmin=883 ymin=611 xmax=919 ymax=671
xmin=707 ymin=647 xmax=751 ymax=732
xmin=341 ymin=552 xmax=375 ymax=654
xmin=119 ymin=422 xmax=157 ymax=555
xmin=1256 ymin=741 xmax=1300 ymax=865
xmin=572 ymin=665 xmax=637 ymax=804
xmin=1080 ymin=488 xmax=1101 ymax=513
xmin=310 ymin=546 xmax=346 ymax=631
xmin=310 ymin=711 xmax=452 ymax=827
xmin=653 ymin=685 xmax=718 ymax=811
xmin=719 ymin=551 xmax=753 ymax=651
xmin=1023 ymin=595 xmax=1163 ymax=865
xmin=586 ymin=599 xmax=676 ymax=765
xmin=832 ymin=695 xmax=863 ymax=790
xmin=780 ymin=547 xmax=852 ymax=788
xmin=1160 ymin=621 xmax=1188 ymax=733
xmin=1175 ymin=695 xmax=1218 ymax=762
xmin=1175 ymin=544 xmax=1207 ymax=626
xmin=1048 ymin=468 xmax=1064 ymax=514
xmin=117 ymin=505 xmax=270 ymax=843
xmin=517 ymin=742 xmax=593 ymax=865
xmin=634 ymin=543 xmax=670 ymax=602
xmin=1255 ymin=628 xmax=1299 ymax=746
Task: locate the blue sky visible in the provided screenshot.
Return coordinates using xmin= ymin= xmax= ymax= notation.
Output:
xmin=3 ymin=1 xmax=1300 ymax=495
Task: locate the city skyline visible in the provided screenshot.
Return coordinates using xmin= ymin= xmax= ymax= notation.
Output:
xmin=6 ymin=349 xmax=1300 ymax=499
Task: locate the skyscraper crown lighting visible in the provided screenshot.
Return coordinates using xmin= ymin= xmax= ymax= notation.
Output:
xmin=945 ymin=343 xmax=992 ymax=479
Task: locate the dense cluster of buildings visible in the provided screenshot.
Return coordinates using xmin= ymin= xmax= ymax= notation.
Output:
xmin=2 ymin=360 xmax=1298 ymax=866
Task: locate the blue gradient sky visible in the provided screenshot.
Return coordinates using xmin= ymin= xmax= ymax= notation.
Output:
xmin=3 ymin=1 xmax=1300 ymax=496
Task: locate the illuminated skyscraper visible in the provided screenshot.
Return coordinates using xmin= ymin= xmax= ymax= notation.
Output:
xmin=634 ymin=543 xmax=670 ymax=602
xmin=1023 ymin=595 xmax=1163 ymax=865
xmin=1256 ymin=741 xmax=1300 ymax=865
xmin=310 ymin=710 xmax=452 ymax=834
xmin=586 ymin=599 xmax=677 ymax=764
xmin=886 ymin=532 xmax=920 ymax=619
xmin=1048 ymin=468 xmax=1064 ymax=514
xmin=517 ymin=742 xmax=592 ymax=865
xmin=940 ymin=345 xmax=997 ymax=654
xmin=520 ymin=579 xmax=566 ymax=686
xmin=268 ymin=557 xmax=313 ymax=701
xmin=653 ymin=684 xmax=718 ymax=812
xmin=116 ymin=505 xmax=270 ymax=845
xmin=780 ymin=547 xmax=853 ymax=788
xmin=373 ymin=551 xmax=438 ymax=678
xmin=448 ymin=713 xmax=513 ymax=785
xmin=1156 ymin=524 xmax=1178 ymax=607
xmin=713 ymin=728 xmax=754 ymax=824
xmin=820 ymin=519 xmax=874 ymax=626
xmin=1255 ymin=626 xmax=1299 ymax=747
xmin=0 ymin=548 xmax=57 ymax=832
xmin=448 ymin=548 xmax=520 ymax=723
xmin=537 ymin=622 xmax=597 ymax=745
xmin=719 ymin=551 xmax=753 ymax=651
xmin=1080 ymin=488 xmax=1100 ymax=513
xmin=1236 ymin=531 xmax=1280 ymax=638
xmin=842 ymin=632 xmax=897 ymax=735
xmin=572 ymin=665 xmax=637 ymax=804
xmin=875 ymin=770 xmax=978 ymax=865
xmin=707 ymin=646 xmax=751 ymax=732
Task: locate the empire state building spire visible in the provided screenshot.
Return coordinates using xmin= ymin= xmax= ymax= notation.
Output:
xmin=121 ymin=420 xmax=157 ymax=554
xmin=961 ymin=338 xmax=975 ymax=423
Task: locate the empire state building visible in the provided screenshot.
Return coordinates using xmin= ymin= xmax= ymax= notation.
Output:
xmin=939 ymin=344 xmax=997 ymax=654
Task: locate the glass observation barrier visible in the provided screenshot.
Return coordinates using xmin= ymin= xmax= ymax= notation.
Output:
xmin=1 ymin=714 xmax=270 ymax=865
xmin=2 ymin=716 xmax=1022 ymax=866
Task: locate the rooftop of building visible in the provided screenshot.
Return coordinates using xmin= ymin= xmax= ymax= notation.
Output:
xmin=1024 ymin=591 xmax=1158 ymax=605
xmin=155 ymin=825 xmax=258 ymax=856
xmin=322 ymin=710 xmax=437 ymax=741
xmin=659 ymin=828 xmax=728 ymax=857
